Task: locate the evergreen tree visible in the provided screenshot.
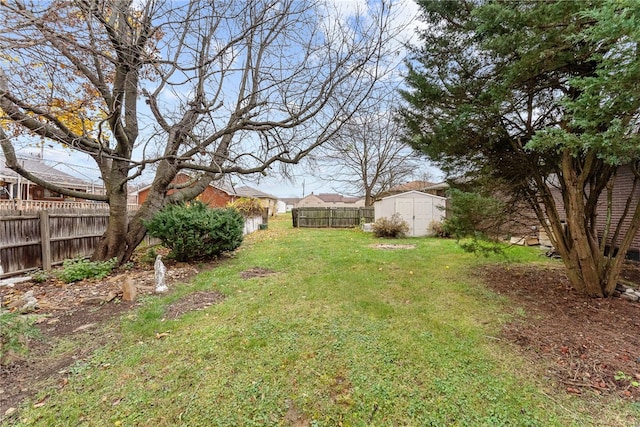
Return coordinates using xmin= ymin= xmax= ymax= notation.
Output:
xmin=400 ymin=0 xmax=640 ymax=296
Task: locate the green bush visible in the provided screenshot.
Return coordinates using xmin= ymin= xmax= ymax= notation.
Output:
xmin=31 ymin=269 xmax=50 ymax=283
xmin=144 ymin=201 xmax=244 ymax=262
xmin=442 ymin=189 xmax=507 ymax=256
xmin=442 ymin=189 xmax=506 ymax=239
xmin=372 ymin=213 xmax=409 ymax=238
xmin=56 ymin=257 xmax=118 ymax=283
xmin=0 ymin=311 xmax=42 ymax=365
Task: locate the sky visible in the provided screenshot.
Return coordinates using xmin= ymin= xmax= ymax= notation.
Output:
xmin=9 ymin=0 xmax=440 ymax=200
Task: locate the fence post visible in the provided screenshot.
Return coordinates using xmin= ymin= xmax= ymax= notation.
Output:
xmin=39 ymin=210 xmax=52 ymax=271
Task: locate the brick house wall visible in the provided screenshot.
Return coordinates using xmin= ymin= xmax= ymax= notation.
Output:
xmin=136 ymin=173 xmax=236 ymax=208
xmin=552 ymin=165 xmax=640 ymax=259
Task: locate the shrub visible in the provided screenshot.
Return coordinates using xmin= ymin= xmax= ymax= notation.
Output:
xmin=56 ymin=257 xmax=118 ymax=283
xmin=429 ymin=220 xmax=449 ymax=238
xmin=227 ymin=197 xmax=264 ymax=217
xmin=442 ymin=189 xmax=507 ymax=257
xmin=31 ymin=269 xmax=49 ymax=283
xmin=372 ymin=213 xmax=409 ymax=238
xmin=144 ymin=201 xmax=244 ymax=262
xmin=0 ymin=311 xmax=42 ymax=365
xmin=441 ymin=189 xmax=506 ymax=239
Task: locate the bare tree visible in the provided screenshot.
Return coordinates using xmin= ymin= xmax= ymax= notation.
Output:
xmin=0 ymin=0 xmax=399 ymax=262
xmin=310 ymin=104 xmax=422 ymax=206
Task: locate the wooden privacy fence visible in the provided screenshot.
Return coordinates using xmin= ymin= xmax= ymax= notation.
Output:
xmin=292 ymin=207 xmax=374 ymax=228
xmin=0 ymin=209 xmax=109 ymax=278
xmin=0 ymin=208 xmax=269 ymax=278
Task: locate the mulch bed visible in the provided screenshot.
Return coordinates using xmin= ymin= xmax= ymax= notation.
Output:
xmin=474 ymin=261 xmax=640 ymax=399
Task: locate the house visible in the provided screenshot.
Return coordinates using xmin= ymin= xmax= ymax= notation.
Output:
xmin=136 ymin=173 xmax=239 ymax=207
xmin=297 ymin=192 xmax=365 ymax=208
xmin=550 ymin=165 xmax=640 ymax=260
xmin=0 ymin=155 xmax=102 ymax=201
xmin=280 ymin=197 xmax=301 ymax=212
xmin=275 ymin=200 xmax=287 ymax=214
xmin=235 ymin=186 xmax=278 ymax=216
xmin=135 ymin=174 xmax=278 ymax=216
xmin=381 ymin=180 xmax=449 ymax=198
xmin=374 ymin=190 xmax=447 ymax=237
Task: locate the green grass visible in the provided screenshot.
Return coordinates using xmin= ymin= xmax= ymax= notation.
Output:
xmin=9 ymin=216 xmax=639 ymax=426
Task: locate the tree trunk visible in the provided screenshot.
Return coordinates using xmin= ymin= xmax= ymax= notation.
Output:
xmin=122 ymin=185 xmax=171 ymax=263
xmin=562 ymin=176 xmax=604 ymax=296
xmin=120 ymin=160 xmax=182 ymax=263
xmin=92 ymin=183 xmax=129 ymax=262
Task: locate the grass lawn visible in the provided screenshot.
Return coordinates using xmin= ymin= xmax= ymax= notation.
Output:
xmin=11 ymin=215 xmax=639 ymax=426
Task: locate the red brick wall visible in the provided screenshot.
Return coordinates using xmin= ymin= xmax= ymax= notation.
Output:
xmin=137 ymin=174 xmax=235 ymax=208
xmin=197 ymin=186 xmax=235 ymax=207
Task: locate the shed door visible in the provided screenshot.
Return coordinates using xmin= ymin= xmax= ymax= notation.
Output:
xmin=413 ymin=198 xmax=431 ymax=237
xmin=395 ymin=199 xmax=415 ymax=236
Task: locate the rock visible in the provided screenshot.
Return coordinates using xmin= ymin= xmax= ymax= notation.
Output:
xmin=8 ymin=290 xmax=39 ymax=313
xmin=154 ymin=255 xmax=168 ymax=293
xmin=4 ymin=407 xmax=17 ymax=416
xmin=616 ymin=284 xmax=628 ymax=293
xmin=621 ymin=292 xmax=639 ymax=302
xmin=83 ymin=297 xmax=106 ymax=306
xmin=122 ymin=278 xmax=137 ymax=302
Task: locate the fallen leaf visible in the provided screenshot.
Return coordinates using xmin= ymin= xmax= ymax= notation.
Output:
xmin=155 ymin=332 xmax=170 ymax=339
xmin=33 ymin=395 xmax=49 ymax=408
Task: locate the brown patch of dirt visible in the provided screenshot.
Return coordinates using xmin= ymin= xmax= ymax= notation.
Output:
xmin=283 ymin=399 xmax=310 ymax=427
xmin=474 ymin=262 xmax=640 ymax=400
xmin=370 ymin=244 xmax=416 ymax=250
xmin=240 ymin=267 xmax=276 ymax=279
xmin=164 ymin=291 xmax=225 ymax=320
xmin=0 ymin=258 xmax=211 ymax=418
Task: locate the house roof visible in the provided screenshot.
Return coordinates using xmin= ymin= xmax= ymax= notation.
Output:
xmin=377 ymin=190 xmax=447 ymax=201
xmin=387 ymin=180 xmax=437 ymax=193
xmin=306 ymin=193 xmax=363 ymax=204
xmin=280 ymin=197 xmax=301 ymax=204
xmin=134 ymin=173 xmax=238 ymax=196
xmin=423 ymin=182 xmax=450 ymax=191
xmin=0 ymin=155 xmax=93 ymax=189
xmin=235 ymin=185 xmax=277 ymax=200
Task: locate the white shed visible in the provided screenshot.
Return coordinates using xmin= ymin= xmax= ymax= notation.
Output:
xmin=374 ymin=190 xmax=447 ymax=237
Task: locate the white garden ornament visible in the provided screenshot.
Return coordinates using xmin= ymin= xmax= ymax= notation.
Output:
xmin=154 ymin=255 xmax=168 ymax=293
